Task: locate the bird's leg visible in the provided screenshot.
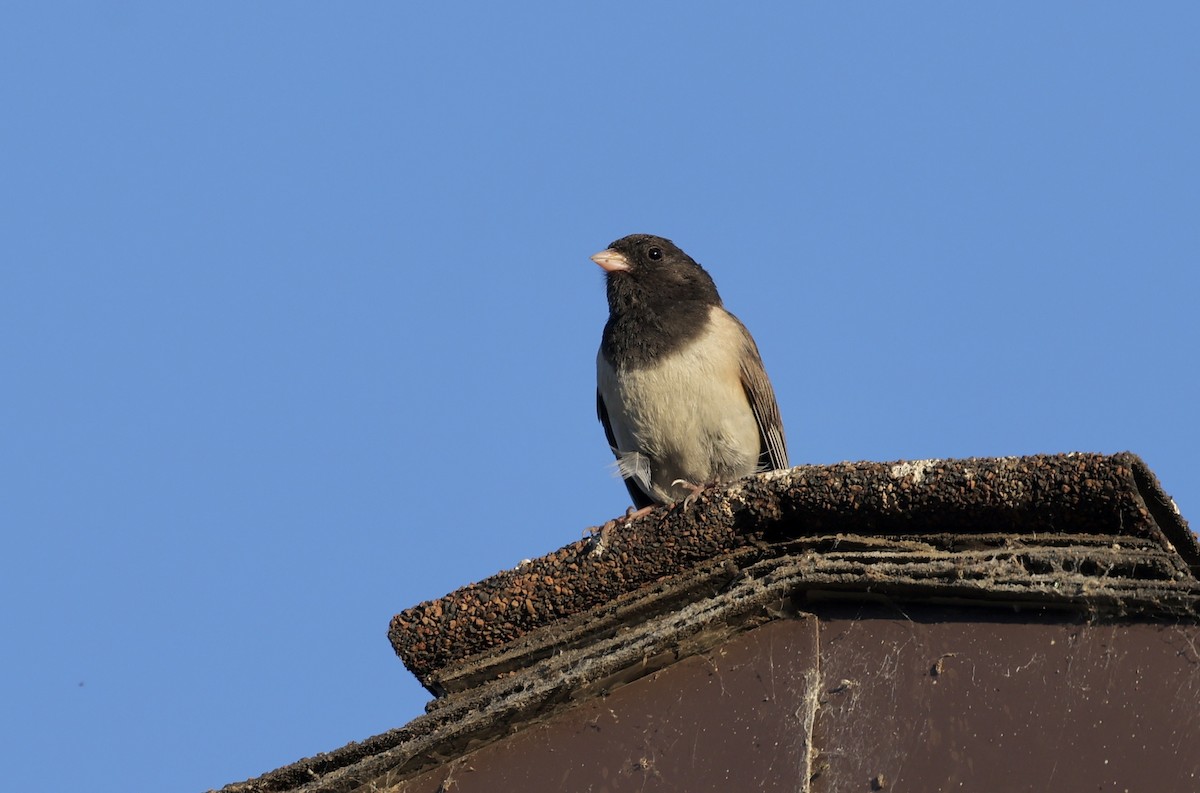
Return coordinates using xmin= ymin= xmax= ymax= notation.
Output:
xmin=671 ymin=478 xmax=713 ymax=509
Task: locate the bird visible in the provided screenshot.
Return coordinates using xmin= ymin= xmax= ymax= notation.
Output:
xmin=590 ymin=233 xmax=788 ymax=512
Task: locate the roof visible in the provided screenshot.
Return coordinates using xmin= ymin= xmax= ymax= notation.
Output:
xmin=214 ymin=451 xmax=1199 ymax=793
xmin=392 ymin=451 xmax=1198 ymax=693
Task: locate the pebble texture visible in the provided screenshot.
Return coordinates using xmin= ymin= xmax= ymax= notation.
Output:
xmin=390 ymin=452 xmax=1198 ymax=690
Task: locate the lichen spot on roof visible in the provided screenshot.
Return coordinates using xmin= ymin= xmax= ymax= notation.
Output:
xmin=889 ymin=459 xmax=938 ymax=485
xmin=756 ymin=468 xmax=794 ymax=483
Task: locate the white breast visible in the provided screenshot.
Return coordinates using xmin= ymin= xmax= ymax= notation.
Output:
xmin=597 ymin=306 xmax=761 ymax=504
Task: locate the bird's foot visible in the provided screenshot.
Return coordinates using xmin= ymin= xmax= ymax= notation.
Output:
xmin=671 ymin=478 xmax=714 ymax=509
xmin=624 ymin=504 xmax=656 ymax=521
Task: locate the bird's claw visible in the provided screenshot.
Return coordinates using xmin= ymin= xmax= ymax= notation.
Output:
xmin=671 ymin=478 xmax=710 ymax=509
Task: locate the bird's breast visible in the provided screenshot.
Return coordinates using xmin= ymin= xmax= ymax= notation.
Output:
xmin=597 ymin=308 xmax=761 ymax=498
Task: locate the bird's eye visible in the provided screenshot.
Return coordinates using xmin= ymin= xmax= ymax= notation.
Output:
xmin=647 ymin=247 xmax=662 ymax=260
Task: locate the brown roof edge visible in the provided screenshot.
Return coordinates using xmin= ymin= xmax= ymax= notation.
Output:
xmin=212 ymin=454 xmax=1197 ymax=793
xmin=389 ymin=452 xmax=1198 ymax=690
xmin=1126 ymin=452 xmax=1198 ymax=569
xmin=213 ymin=557 xmax=825 ymax=793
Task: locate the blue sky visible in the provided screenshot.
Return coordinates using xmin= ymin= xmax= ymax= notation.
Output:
xmin=2 ymin=4 xmax=1196 ymax=791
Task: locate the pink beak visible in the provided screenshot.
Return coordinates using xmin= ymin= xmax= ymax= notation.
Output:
xmin=590 ymin=249 xmax=631 ymax=273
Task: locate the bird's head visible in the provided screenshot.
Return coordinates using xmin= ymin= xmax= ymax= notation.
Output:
xmin=591 ymin=234 xmax=720 ymax=309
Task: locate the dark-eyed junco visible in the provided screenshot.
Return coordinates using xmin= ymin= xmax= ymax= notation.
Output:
xmin=591 ymin=233 xmax=788 ymax=511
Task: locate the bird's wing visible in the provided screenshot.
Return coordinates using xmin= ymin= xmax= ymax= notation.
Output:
xmin=597 ymin=388 xmax=656 ymax=510
xmin=737 ymin=329 xmax=789 ymax=471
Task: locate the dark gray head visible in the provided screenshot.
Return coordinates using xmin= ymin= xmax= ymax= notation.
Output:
xmin=591 ymin=234 xmax=723 ymax=366
xmin=591 ymin=233 xmax=721 ymax=317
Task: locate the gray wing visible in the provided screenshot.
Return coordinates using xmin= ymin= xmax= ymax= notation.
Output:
xmin=736 ymin=327 xmax=789 ymax=471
